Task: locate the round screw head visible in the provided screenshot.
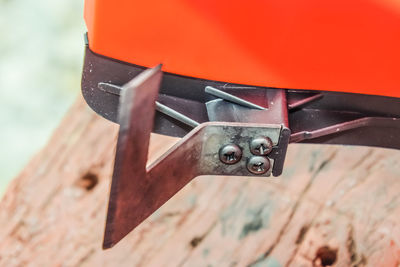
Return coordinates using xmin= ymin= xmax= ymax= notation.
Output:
xmin=250 ymin=137 xmax=273 ymax=156
xmin=247 ymin=156 xmax=270 ymax=175
xmin=219 ymin=144 xmax=242 ymax=165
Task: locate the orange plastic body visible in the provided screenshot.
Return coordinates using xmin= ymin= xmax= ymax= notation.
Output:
xmin=84 ymin=0 xmax=400 ymax=98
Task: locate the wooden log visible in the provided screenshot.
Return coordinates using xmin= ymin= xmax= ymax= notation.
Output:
xmin=1 ymin=97 xmax=400 ymax=267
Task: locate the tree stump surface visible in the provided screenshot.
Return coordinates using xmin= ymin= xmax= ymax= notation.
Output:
xmin=1 ymin=97 xmax=400 ymax=267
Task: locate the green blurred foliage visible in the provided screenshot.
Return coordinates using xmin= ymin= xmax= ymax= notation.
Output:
xmin=0 ymin=0 xmax=84 ymax=194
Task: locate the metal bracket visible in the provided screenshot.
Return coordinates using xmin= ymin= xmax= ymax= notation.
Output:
xmin=103 ymin=66 xmax=290 ymax=248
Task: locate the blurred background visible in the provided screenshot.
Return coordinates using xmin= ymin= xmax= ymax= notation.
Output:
xmin=0 ymin=0 xmax=84 ymax=195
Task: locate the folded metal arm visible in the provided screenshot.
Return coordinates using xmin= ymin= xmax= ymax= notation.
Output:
xmin=104 ymin=66 xmax=290 ymax=248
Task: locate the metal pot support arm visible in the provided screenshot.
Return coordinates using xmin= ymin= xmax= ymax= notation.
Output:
xmin=104 ymin=66 xmax=290 ymax=248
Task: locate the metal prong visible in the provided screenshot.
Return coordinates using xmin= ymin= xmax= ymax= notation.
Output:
xmin=98 ymin=82 xmax=200 ymax=128
xmin=98 ymin=82 xmax=122 ymax=96
xmin=205 ymin=86 xmax=265 ymax=110
xmin=155 ymin=102 xmax=199 ymax=128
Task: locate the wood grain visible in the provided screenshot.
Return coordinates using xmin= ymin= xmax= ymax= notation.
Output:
xmin=1 ymin=97 xmax=400 ymax=267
